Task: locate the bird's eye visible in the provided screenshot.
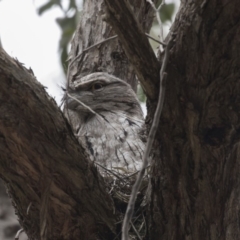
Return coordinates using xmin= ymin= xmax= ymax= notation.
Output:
xmin=92 ymin=83 xmax=103 ymax=91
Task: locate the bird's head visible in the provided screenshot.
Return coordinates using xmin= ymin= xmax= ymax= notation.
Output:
xmin=64 ymin=72 xmax=143 ymax=118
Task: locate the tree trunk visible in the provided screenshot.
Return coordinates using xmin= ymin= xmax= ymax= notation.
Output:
xmin=68 ymin=0 xmax=156 ymax=91
xmin=0 ymin=0 xmax=240 ymax=239
xmin=148 ymin=1 xmax=240 ymax=239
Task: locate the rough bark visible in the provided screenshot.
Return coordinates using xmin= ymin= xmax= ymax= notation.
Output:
xmin=0 ymin=47 xmax=116 ymax=239
xmin=68 ymin=0 xmax=157 ymax=91
xmin=0 ymin=1 xmax=157 ymax=239
xmin=1 ymin=0 xmax=240 ymax=239
xmin=149 ymin=1 xmax=240 ymax=239
xmin=103 ymin=0 xmax=160 ymax=100
xmin=104 ymin=0 xmax=240 ymax=239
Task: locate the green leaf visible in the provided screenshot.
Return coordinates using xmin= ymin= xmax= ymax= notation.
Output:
xmin=160 ymin=3 xmax=175 ymax=23
xmin=60 ymin=46 xmax=69 ymax=74
xmin=56 ymin=16 xmax=76 ymax=33
xmin=37 ymin=0 xmax=61 ymax=15
xmin=137 ymin=84 xmax=146 ymax=102
xmin=56 ymin=16 xmax=77 ymax=71
xmin=68 ymin=0 xmax=77 ymax=10
xmin=155 ymin=0 xmax=163 ymax=9
xmin=36 ymin=0 xmax=80 ymax=74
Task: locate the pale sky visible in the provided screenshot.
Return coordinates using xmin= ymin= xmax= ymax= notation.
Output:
xmin=0 ymin=0 xmax=179 ymax=106
xmin=0 ymin=0 xmax=65 ymax=103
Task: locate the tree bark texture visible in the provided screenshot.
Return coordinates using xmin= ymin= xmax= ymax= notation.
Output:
xmin=68 ymin=0 xmax=157 ymax=92
xmin=103 ymin=0 xmax=160 ymax=100
xmin=103 ymin=0 xmax=240 ymax=239
xmin=1 ymin=0 xmax=240 ymax=239
xmin=0 ymin=1 xmax=157 ymax=239
xmin=148 ymin=1 xmax=240 ymax=239
xmin=0 ymin=48 xmax=116 ymax=239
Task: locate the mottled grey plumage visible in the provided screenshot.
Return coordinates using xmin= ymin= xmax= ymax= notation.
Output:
xmin=64 ymin=72 xmax=145 ymax=175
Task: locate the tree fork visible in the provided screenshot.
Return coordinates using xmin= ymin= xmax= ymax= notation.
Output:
xmin=0 ymin=47 xmax=116 ymax=239
xmin=0 ymin=0 xmax=158 ymax=239
xmin=103 ymin=0 xmax=240 ymax=239
xmin=1 ymin=0 xmax=240 ymax=239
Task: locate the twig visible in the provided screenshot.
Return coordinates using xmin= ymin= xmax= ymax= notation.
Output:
xmin=146 ymin=0 xmax=165 ymax=43
xmin=123 ymin=166 xmax=150 ymax=179
xmin=123 ymin=170 xmax=140 ymax=179
xmin=94 ymin=162 xmax=126 ymax=181
xmin=109 ymin=178 xmax=117 ymax=194
xmin=131 ymin=221 xmax=142 ymax=240
xmin=138 ymin=213 xmax=146 ymax=233
xmin=67 ymin=93 xmax=99 ymax=116
xmin=26 ymin=202 xmax=32 ymax=215
xmin=15 ymin=201 xmax=33 ymax=239
xmin=15 ymin=229 xmax=24 ymax=240
xmin=145 ymin=33 xmax=166 ymax=46
xmin=68 ymin=35 xmax=118 ymax=75
xmin=121 ymin=33 xmax=174 ymax=240
xmin=121 ymin=1 xmax=171 ymax=238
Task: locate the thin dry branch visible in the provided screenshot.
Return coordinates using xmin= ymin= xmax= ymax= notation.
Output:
xmin=146 ymin=0 xmax=165 ymax=42
xmin=121 ymin=32 xmax=174 ymax=240
xmin=15 ymin=229 xmax=24 ymax=240
xmin=145 ymin=33 xmax=166 ymax=46
xmin=67 ymin=35 xmax=118 ymax=80
xmin=104 ymin=0 xmax=160 ymax=100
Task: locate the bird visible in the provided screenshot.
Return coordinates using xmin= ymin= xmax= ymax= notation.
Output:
xmin=64 ymin=72 xmax=145 ymax=176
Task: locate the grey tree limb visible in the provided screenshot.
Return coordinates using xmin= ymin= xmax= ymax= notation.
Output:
xmin=0 ymin=48 xmax=116 ymax=239
xmin=103 ymin=0 xmax=160 ymax=100
xmin=148 ymin=1 xmax=240 ymax=239
xmin=103 ymin=0 xmax=240 ymax=239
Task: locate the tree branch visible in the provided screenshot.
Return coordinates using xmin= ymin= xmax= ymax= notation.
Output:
xmin=148 ymin=1 xmax=240 ymax=239
xmin=0 ymin=1 xmax=160 ymax=239
xmin=68 ymin=0 xmax=157 ymax=92
xmin=0 ymin=48 xmax=116 ymax=239
xmin=122 ymin=32 xmax=174 ymax=240
xmin=103 ymin=0 xmax=160 ymax=100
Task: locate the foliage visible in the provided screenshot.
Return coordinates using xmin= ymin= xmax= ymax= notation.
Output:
xmin=56 ymin=15 xmax=77 ymax=73
xmin=137 ymin=84 xmax=147 ymax=102
xmin=160 ymin=3 xmax=175 ymax=23
xmin=153 ymin=0 xmax=175 ymax=23
xmin=37 ymin=0 xmax=80 ymax=73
